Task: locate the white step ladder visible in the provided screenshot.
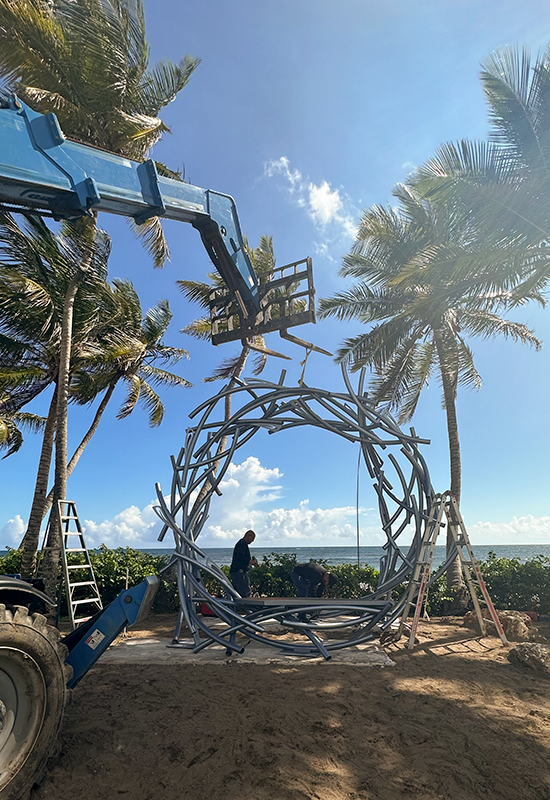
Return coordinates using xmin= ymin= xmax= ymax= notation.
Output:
xmin=397 ymin=492 xmax=508 ymax=649
xmin=41 ymin=500 xmax=103 ymax=630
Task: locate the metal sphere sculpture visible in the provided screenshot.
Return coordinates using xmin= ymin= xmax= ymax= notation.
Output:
xmin=154 ymin=366 xmax=435 ymax=659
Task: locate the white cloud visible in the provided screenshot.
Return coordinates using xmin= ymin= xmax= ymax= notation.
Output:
xmin=264 ymin=156 xmax=358 ymax=248
xmin=468 ymin=515 xmax=550 ymax=545
xmin=264 ymin=155 xmax=303 ymax=193
xmin=0 ymin=515 xmax=26 ymax=548
xmin=83 ymin=503 xmax=161 ymax=548
xmin=180 ymin=456 xmax=382 ymax=547
xmin=204 ymin=498 xmax=383 ymax=547
xmin=308 ymin=180 xmax=343 ymax=226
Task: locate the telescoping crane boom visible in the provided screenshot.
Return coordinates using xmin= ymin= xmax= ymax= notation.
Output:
xmin=0 ymin=95 xmax=260 ymax=313
xmin=0 ymin=95 xmax=326 ymax=352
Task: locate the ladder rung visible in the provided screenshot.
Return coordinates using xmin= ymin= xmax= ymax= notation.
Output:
xmin=66 ymin=564 xmax=91 ymax=570
xmin=65 ymin=547 xmax=87 ymax=552
xmin=71 ymin=597 xmax=101 ymax=606
xmin=68 ymin=581 xmax=96 ymax=587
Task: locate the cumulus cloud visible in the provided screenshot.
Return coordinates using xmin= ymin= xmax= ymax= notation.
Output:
xmin=0 ymin=515 xmax=26 ymax=548
xmin=264 ymin=156 xmax=358 ymax=250
xmin=43 ymin=456 xmax=380 ymax=549
xmin=83 ymin=503 xmax=161 ymax=548
xmin=204 ymin=498 xmax=383 ymax=547
xmin=308 ymin=181 xmax=343 ymax=226
xmin=468 ymin=515 xmax=550 ymax=545
xmin=185 ymin=456 xmax=381 ymax=546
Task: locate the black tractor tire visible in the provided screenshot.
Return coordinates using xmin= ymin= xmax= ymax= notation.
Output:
xmin=0 ymin=604 xmax=71 ymax=800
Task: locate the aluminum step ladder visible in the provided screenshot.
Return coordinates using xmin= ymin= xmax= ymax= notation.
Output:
xmin=397 ymin=491 xmax=508 ymax=649
xmin=57 ymin=500 xmax=103 ymax=630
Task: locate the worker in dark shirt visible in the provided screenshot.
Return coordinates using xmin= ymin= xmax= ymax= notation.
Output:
xmin=229 ymin=530 xmax=259 ymax=598
xmin=291 ymin=562 xmax=337 ymax=598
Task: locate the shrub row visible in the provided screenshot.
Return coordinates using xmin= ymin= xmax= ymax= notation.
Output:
xmin=1 ymin=547 xmax=549 ymax=615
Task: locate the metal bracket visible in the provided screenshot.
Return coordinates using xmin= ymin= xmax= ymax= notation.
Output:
xmin=18 ymin=98 xmax=101 ymax=217
xmin=135 ymin=160 xmax=166 ymax=223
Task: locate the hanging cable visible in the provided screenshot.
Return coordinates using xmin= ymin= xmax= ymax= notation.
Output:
xmin=356 ymin=446 xmax=361 ymax=567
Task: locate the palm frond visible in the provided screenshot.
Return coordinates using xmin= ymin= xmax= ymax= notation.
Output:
xmin=138 ymin=364 xmax=191 ymax=388
xmin=460 ymin=309 xmax=542 ymax=348
xmin=141 ymin=298 xmax=172 ymax=341
xmin=0 ymin=416 xmax=23 ymax=458
xmin=204 ymin=350 xmax=248 ymax=383
xmin=128 ymin=216 xmax=170 ymax=268
xmin=137 ymin=378 xmax=164 ymax=426
xmin=180 ymin=316 xmax=213 ymax=341
xmin=455 ymin=337 xmax=482 ymax=391
xmin=10 ymin=410 xmax=47 ymax=433
xmin=117 ymin=372 xmax=141 ymax=419
xmin=481 ymin=45 xmax=550 ymax=169
xmin=137 ymin=55 xmax=200 ymax=116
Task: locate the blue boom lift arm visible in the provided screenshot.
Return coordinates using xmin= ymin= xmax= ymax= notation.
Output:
xmin=0 ymin=96 xmax=260 ymax=315
xmin=62 ymin=575 xmax=159 ymax=688
xmin=0 ymin=95 xmax=329 ymax=353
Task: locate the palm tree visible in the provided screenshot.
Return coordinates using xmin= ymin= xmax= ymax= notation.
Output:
xmin=0 ymin=0 xmax=199 ymax=266
xmin=18 ymin=278 xmax=191 ymax=577
xmin=0 ymin=209 xmax=112 ymax=577
xmin=0 ymin=0 xmax=199 ymax=594
xmin=77 ymin=278 xmax=191 ymax=426
xmin=0 ymin=211 xmax=191 ymax=578
xmin=412 ymin=44 xmax=550 ymax=296
xmin=319 ymin=185 xmax=543 ymax=586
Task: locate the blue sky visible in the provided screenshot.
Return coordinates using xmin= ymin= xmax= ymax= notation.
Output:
xmin=3 ymin=0 xmax=550 ymax=549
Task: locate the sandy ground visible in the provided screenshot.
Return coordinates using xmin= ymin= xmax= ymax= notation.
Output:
xmin=32 ymin=614 xmax=550 ymax=800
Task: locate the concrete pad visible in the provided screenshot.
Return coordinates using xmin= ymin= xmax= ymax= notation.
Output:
xmin=102 ymin=634 xmax=396 ymax=667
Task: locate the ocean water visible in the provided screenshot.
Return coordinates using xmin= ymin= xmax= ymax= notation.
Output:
xmin=140 ymin=544 xmax=550 ymax=570
xmin=3 ymin=544 xmax=548 ymax=570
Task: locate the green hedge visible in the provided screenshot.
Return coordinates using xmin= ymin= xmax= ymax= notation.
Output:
xmin=476 ymin=551 xmax=550 ymax=613
xmin=0 ymin=548 xmax=23 ymax=576
xmin=1 ymin=547 xmax=549 ymax=615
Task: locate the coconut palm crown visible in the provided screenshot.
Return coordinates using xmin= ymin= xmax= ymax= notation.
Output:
xmin=319 ymin=185 xmax=543 ymax=506
xmin=0 ymin=0 xmax=200 ymax=266
xmin=412 ymin=43 xmax=550 ymax=297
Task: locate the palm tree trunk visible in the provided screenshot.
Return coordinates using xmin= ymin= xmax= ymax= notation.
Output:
xmin=40 ymin=271 xmax=83 ymax=601
xmin=19 ymin=387 xmax=58 ymax=579
xmin=40 ymin=215 xmax=98 ymax=605
xmin=435 ymin=339 xmax=464 ymax=590
xmin=39 ymin=381 xmax=118 ymax=523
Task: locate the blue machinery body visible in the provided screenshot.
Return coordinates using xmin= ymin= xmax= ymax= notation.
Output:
xmin=0 ymin=96 xmax=260 ymax=315
xmin=0 ymin=574 xmax=159 ymax=687
xmin=62 ymin=575 xmax=159 ymax=687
